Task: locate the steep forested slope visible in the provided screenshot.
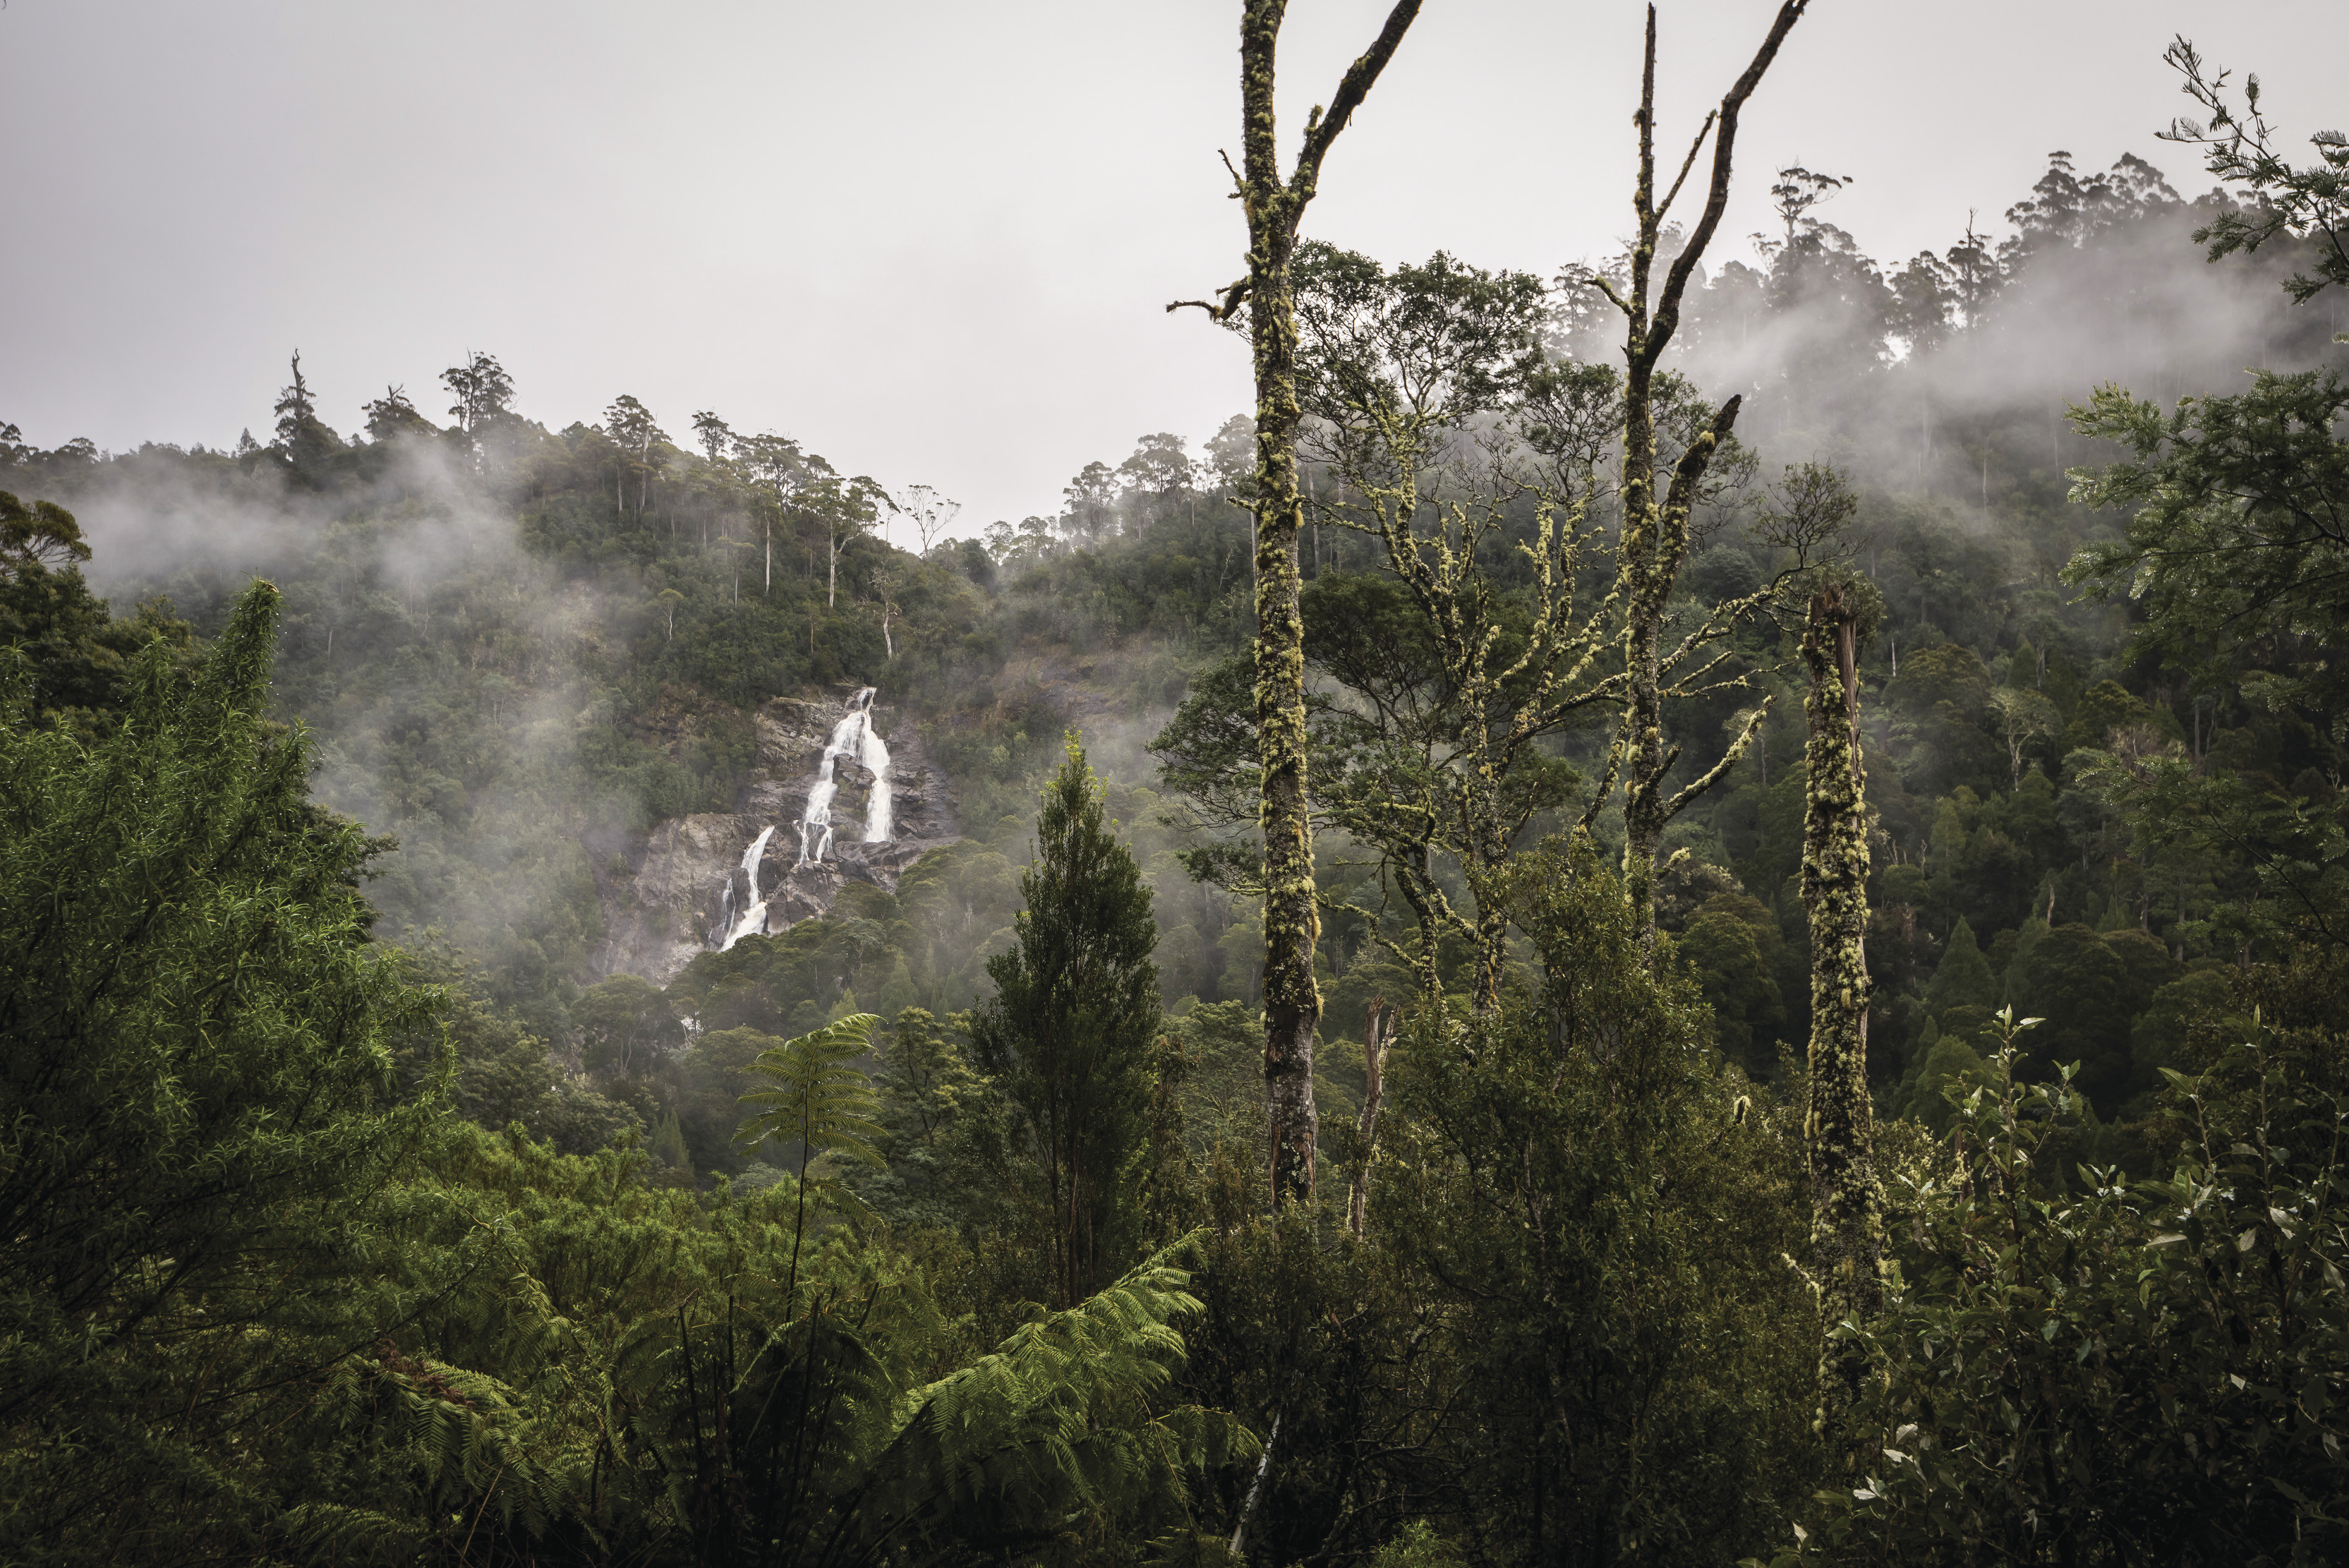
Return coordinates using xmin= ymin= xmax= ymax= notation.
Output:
xmin=4 ymin=145 xmax=2340 ymax=1171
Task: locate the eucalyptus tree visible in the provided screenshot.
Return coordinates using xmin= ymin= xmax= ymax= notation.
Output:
xmin=1168 ymin=0 xmax=1423 ymax=1207
xmin=601 ymin=394 xmax=670 ymax=524
xmin=895 ymin=483 xmax=962 ymax=559
xmin=690 ymin=408 xmax=734 ymax=466
xmin=440 ymin=349 xmax=514 ymax=438
xmin=870 ymin=562 xmax=905 ymax=660
xmin=1117 ymin=433 xmax=1197 ymax=532
xmin=1063 ymin=462 xmax=1120 ymax=541
xmin=804 ymin=473 xmax=893 ymax=610
xmin=735 ymin=430 xmax=819 ymax=595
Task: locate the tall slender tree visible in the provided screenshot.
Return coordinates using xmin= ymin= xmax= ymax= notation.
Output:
xmin=805 ymin=474 xmax=890 ymax=609
xmin=690 ymin=409 xmax=733 ymax=466
xmin=1800 ymin=577 xmax=1884 ymax=1428
xmin=896 ymin=483 xmax=962 ymax=559
xmin=736 ymin=431 xmax=818 ymax=596
xmin=1585 ymin=1 xmax=1811 ymax=938
xmin=602 ymin=395 xmax=669 ymax=524
xmin=1169 ymin=0 xmax=1423 ymax=1210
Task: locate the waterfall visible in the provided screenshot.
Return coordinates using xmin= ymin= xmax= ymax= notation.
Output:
xmin=859 ymin=708 xmax=893 ymax=842
xmin=710 ymin=692 xmax=894 ymax=951
xmin=796 ymin=687 xmax=893 ymax=867
xmin=717 ymin=824 xmax=776 ymax=951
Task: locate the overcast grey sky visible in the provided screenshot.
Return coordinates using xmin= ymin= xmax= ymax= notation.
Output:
xmin=4 ymin=1 xmax=2342 ymax=544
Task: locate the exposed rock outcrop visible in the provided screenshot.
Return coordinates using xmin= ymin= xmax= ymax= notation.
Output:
xmin=587 ymin=692 xmax=959 ymax=984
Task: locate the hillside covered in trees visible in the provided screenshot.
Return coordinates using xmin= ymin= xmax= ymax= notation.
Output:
xmin=4 ymin=8 xmax=2348 ymax=1564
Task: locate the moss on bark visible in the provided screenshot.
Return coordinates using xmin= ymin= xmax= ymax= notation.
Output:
xmin=1800 ymin=581 xmax=1885 ymax=1428
xmin=1226 ymin=0 xmax=1423 ymax=1206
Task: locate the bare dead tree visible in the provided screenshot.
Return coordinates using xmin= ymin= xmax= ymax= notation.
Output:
xmin=1169 ymin=0 xmax=1424 ymax=1209
xmin=1583 ymin=1 xmax=1813 ymax=940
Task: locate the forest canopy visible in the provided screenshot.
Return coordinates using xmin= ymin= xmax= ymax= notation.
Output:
xmin=4 ymin=16 xmax=2348 ymax=1567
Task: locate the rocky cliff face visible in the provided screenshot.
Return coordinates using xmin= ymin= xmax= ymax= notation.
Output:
xmin=586 ymin=692 xmax=960 ymax=985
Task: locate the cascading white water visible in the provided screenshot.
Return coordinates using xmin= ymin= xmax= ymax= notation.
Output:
xmin=711 ymin=693 xmax=894 ymax=950
xmin=859 ymin=711 xmax=893 ymax=842
xmin=796 ymin=687 xmax=893 ymax=867
xmin=718 ymin=824 xmax=776 ymax=951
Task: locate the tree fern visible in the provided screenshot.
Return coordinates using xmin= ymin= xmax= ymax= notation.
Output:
xmin=859 ymin=1238 xmax=1255 ymax=1561
xmin=737 ymin=1011 xmax=890 ymax=1170
xmin=737 ymin=1012 xmax=890 ymax=1302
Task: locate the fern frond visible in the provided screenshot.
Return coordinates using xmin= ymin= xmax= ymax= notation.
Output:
xmin=735 ymin=1013 xmax=889 ymax=1166
xmin=864 ymin=1236 xmax=1252 ymax=1539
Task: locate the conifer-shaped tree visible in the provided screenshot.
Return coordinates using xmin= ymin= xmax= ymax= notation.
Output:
xmin=971 ymin=737 xmax=1160 ymax=1306
xmin=651 ymin=1106 xmax=692 ymax=1174
xmin=1924 ymin=916 xmax=2000 ymax=1016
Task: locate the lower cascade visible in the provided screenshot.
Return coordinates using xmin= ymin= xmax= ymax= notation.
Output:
xmin=713 ymin=688 xmax=892 ymax=951
xmin=713 ymin=825 xmax=775 ymax=953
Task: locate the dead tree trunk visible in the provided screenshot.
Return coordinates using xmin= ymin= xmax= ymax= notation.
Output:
xmin=1594 ymin=1 xmax=1811 ymax=941
xmin=1800 ymin=581 xmax=1884 ymax=1426
xmin=1173 ymin=0 xmax=1423 ymax=1209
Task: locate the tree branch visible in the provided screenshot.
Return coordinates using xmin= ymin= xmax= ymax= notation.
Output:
xmin=1288 ymin=0 xmax=1426 ymax=198
xmin=1656 ymin=109 xmax=1719 ymax=223
xmin=1665 ymin=695 xmax=1773 ymax=823
xmin=1578 ymin=272 xmax=1636 ymax=318
xmin=1167 ymin=277 xmax=1253 ymax=320
xmin=1661 ymin=394 xmax=1744 ymax=519
xmin=1650 ymin=1 xmax=1811 ymax=351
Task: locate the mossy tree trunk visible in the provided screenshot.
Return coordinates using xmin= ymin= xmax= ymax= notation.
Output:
xmin=1174 ymin=0 xmax=1422 ymax=1208
xmin=1801 ymin=581 xmax=1885 ymax=1423
xmin=1587 ymin=1 xmax=1811 ymax=940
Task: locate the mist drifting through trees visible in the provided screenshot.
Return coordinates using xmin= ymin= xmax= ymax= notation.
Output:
xmin=5 ymin=10 xmax=2349 ymax=1566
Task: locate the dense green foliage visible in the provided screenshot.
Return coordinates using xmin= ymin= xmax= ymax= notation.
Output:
xmin=0 ymin=586 xmax=1244 ymax=1564
xmin=4 ymin=40 xmax=2348 ymax=1567
xmin=970 ymin=740 xmax=1166 ymax=1307
xmin=1785 ymin=1006 xmax=2349 ymax=1565
xmin=0 ymin=583 xmax=444 ymax=1561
